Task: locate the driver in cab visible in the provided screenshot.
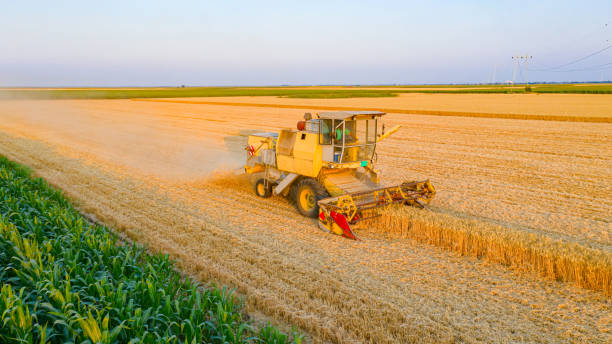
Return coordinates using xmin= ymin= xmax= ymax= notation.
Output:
xmin=335 ymin=121 xmax=357 ymax=144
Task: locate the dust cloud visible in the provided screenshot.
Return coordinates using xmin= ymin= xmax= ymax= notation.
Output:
xmin=163 ymin=137 xmax=244 ymax=179
xmin=0 ymin=98 xmax=245 ymax=180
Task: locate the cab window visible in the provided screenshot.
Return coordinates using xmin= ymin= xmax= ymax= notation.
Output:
xmin=319 ymin=119 xmax=332 ymax=144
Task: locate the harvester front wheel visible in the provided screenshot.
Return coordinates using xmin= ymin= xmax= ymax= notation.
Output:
xmin=295 ymin=178 xmax=329 ymax=218
xmin=254 ymin=179 xmax=272 ymax=198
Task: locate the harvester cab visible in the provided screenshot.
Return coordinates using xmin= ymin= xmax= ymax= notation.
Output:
xmin=316 ymin=111 xmax=380 ymax=166
xmin=244 ymin=111 xmax=435 ymax=240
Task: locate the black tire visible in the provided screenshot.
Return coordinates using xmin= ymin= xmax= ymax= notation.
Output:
xmin=254 ymin=178 xmax=272 ymax=198
xmin=288 ymin=181 xmax=299 ymax=204
xmin=294 ymin=178 xmax=329 ymax=218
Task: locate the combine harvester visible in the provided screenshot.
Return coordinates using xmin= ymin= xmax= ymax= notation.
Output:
xmin=244 ymin=111 xmax=435 ymax=240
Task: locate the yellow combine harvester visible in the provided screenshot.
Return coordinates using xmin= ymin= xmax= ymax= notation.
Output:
xmin=244 ymin=111 xmax=435 ymax=239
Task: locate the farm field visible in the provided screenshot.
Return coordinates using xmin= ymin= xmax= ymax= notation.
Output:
xmin=138 ymin=92 xmax=612 ymax=121
xmin=0 ymin=97 xmax=610 ymax=342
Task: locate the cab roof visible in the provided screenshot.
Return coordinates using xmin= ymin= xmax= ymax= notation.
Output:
xmin=317 ymin=111 xmax=385 ymax=120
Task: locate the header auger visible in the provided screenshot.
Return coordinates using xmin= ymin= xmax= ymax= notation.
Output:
xmin=243 ymin=111 xmax=435 ymax=240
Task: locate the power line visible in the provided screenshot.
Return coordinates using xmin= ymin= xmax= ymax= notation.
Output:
xmin=526 ymin=20 xmax=611 ymax=58
xmin=545 ymin=62 xmax=612 ymax=73
xmin=529 ymin=43 xmax=612 ymax=71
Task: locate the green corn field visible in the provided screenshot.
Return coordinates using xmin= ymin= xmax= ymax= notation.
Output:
xmin=0 ymin=156 xmax=299 ymax=344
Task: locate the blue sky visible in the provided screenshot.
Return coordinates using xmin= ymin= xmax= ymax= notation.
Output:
xmin=1 ymin=1 xmax=611 ymax=86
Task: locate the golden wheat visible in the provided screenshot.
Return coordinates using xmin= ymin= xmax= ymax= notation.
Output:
xmin=134 ymin=97 xmax=612 ymax=122
xmin=362 ymin=206 xmax=612 ymax=295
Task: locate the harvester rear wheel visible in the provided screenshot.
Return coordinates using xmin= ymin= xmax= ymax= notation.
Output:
xmin=294 ymin=178 xmax=329 ymax=218
xmin=254 ymin=179 xmax=272 ymax=198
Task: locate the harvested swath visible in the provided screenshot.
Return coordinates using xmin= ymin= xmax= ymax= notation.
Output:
xmin=362 ymin=206 xmax=612 ymax=295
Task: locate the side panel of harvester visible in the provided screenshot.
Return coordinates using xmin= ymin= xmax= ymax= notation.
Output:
xmin=276 ymin=129 xmax=323 ymax=178
xmin=245 ymin=134 xmax=275 ymax=174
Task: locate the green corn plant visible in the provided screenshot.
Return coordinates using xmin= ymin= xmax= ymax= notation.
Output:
xmin=77 ymin=311 xmax=102 ymax=343
xmin=0 ymin=285 xmax=35 ymax=343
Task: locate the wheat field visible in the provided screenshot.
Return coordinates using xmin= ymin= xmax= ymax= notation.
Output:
xmin=134 ymin=93 xmax=612 ymax=122
xmin=0 ymin=98 xmax=610 ymax=343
